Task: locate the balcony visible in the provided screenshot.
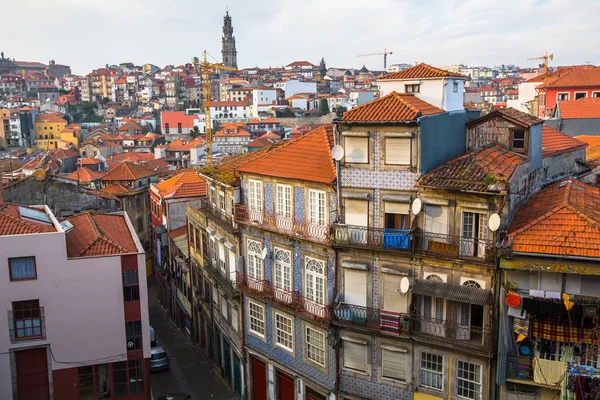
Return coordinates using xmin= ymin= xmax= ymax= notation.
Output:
xmin=332 ymin=302 xmax=410 ymax=336
xmin=198 ymin=198 xmax=237 ymax=233
xmin=333 ymin=224 xmax=495 ymax=264
xmin=411 ymin=314 xmax=493 ymax=355
xmin=203 ymin=256 xmax=239 ymax=298
xmin=236 ymin=272 xmax=329 ymax=323
xmin=506 ymin=355 xmax=534 ymax=382
xmin=234 ymin=205 xmax=330 ymax=244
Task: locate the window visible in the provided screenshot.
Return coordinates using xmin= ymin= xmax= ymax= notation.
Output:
xmin=211 ymin=187 xmax=216 ymax=205
xmin=344 ymin=136 xmax=368 ymax=163
xmin=219 ymin=193 xmax=226 ymax=213
xmin=511 ymin=129 xmax=527 ymax=152
xmin=276 ymin=184 xmax=292 ymax=223
xmin=125 ymin=320 xmax=142 ymax=351
xmin=247 ymin=239 xmax=263 ymax=280
xmin=13 ymin=300 xmax=42 ymax=339
xmin=136 ymin=216 xmax=144 ymax=232
xmin=308 ymin=190 xmax=326 ymax=227
xmin=461 ymin=212 xmax=488 ymax=258
xmin=305 ymin=326 xmax=326 ymax=366
xmin=343 ymin=339 xmax=367 ymax=372
xmin=457 ymin=360 xmax=481 ymax=400
xmin=220 ymin=294 xmax=228 ymax=319
xmin=78 ymin=364 xmax=111 ymax=399
xmin=165 ymin=123 xmax=170 ymax=134
xmin=420 ymin=352 xmax=443 ymax=390
xmin=405 ymin=84 xmax=420 ymax=93
xmin=381 ymin=346 xmax=407 ymax=382
xmin=248 ymin=301 xmax=265 ymax=337
xmin=557 ymin=93 xmax=569 ymax=101
xmin=177 ymin=122 xmax=182 ymax=133
xmin=575 ymin=92 xmax=587 ymax=100
xmin=113 ymin=360 xmax=144 ymax=396
xmin=274 ymin=248 xmax=292 ymax=294
xmin=123 ymin=270 xmax=140 ymax=301
xmin=275 ymin=313 xmax=293 ymax=351
xmin=305 ymin=257 xmax=326 ymax=305
xmin=384 ymin=202 xmax=410 ymax=230
xmin=248 ymin=179 xmax=263 ymax=212
xmin=593 ymin=92 xmax=600 ymax=98
xmin=385 ymin=137 xmax=411 ymax=165
xmin=9 ymin=256 xmax=36 ymax=281
xmin=453 ymin=81 xmax=459 ymax=93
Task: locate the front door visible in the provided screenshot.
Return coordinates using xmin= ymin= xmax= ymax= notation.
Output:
xmin=223 ymin=340 xmax=232 ymax=384
xmin=252 ymin=357 xmax=267 ymax=400
xmin=233 ymin=353 xmax=242 ymax=396
xmin=277 ymin=370 xmax=295 ymax=400
xmin=306 ymin=388 xmax=326 ymax=400
xmin=16 ymin=348 xmax=50 ymax=400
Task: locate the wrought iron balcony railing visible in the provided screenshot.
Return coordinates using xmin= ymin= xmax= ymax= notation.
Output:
xmin=332 ymin=302 xmax=410 ymax=336
xmin=198 ymin=198 xmax=237 ymax=232
xmin=234 ymin=205 xmax=330 ymax=244
xmin=414 ymin=231 xmax=496 ymax=263
xmin=236 ymin=272 xmax=329 ymax=322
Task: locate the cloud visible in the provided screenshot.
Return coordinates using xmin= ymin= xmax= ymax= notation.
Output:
xmin=1 ymin=0 xmax=598 ymax=74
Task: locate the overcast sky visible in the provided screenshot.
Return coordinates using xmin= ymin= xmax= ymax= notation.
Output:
xmin=3 ymin=0 xmax=599 ymax=75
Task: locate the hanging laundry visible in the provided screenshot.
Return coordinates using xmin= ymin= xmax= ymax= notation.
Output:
xmin=507 ymin=291 xmax=522 ymax=308
xmin=562 ymin=293 xmax=575 ymax=311
xmin=513 ymin=317 xmax=530 ymax=337
xmin=533 ymin=358 xmax=567 ymax=386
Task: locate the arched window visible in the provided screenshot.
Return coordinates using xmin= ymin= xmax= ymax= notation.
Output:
xmin=462 ymin=280 xmax=482 ymax=289
xmin=425 ymin=274 xmax=443 ymax=282
xmin=274 ymin=248 xmax=292 ymax=293
xmin=247 ymin=239 xmax=263 ymax=280
xmin=305 ymin=257 xmax=325 ymax=305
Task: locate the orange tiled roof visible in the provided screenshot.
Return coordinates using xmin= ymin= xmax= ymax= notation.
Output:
xmin=154 ymin=171 xmax=207 ymax=199
xmin=63 ymin=168 xmax=106 ymax=183
xmin=417 ymin=144 xmax=526 ymax=192
xmin=536 ymin=65 xmax=600 ymax=89
xmin=100 ymin=161 xmax=157 ymax=181
xmin=161 ymin=111 xmax=197 ymax=129
xmin=0 ymin=203 xmax=57 ymax=236
xmin=340 ymin=92 xmax=443 ymax=123
xmin=77 ymin=157 xmax=103 ymax=165
xmin=100 ymin=183 xmax=135 ymax=196
xmin=63 ymin=212 xmax=137 ymax=258
xmin=508 ymin=179 xmax=600 ymax=258
xmin=165 ymin=138 xmax=205 ymax=151
xmin=575 ymin=135 xmax=600 ymax=163
xmin=35 ymin=113 xmax=67 ymax=124
xmin=236 ymin=126 xmax=336 ymax=184
xmin=214 ymin=128 xmax=251 ymax=137
xmin=541 ymin=125 xmax=587 ymax=157
xmin=168 ymin=226 xmax=188 ymax=239
xmin=468 ymin=107 xmax=543 ymax=128
xmin=556 ymin=98 xmax=600 ymax=119
xmin=378 ymin=63 xmax=465 ymax=80
xmin=118 ymin=119 xmax=144 ymax=132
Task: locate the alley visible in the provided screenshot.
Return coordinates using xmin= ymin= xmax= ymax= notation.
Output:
xmin=148 ymin=279 xmax=238 ymax=400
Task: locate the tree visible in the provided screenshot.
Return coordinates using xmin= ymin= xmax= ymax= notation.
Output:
xmin=275 ymin=108 xmax=295 ymax=118
xmin=320 ymin=57 xmax=327 ymax=78
xmin=335 ymin=106 xmax=348 ymax=118
xmin=319 ymin=99 xmax=330 ymax=115
xmin=101 ymin=97 xmax=110 ymax=105
xmin=190 ymin=126 xmax=200 ymax=139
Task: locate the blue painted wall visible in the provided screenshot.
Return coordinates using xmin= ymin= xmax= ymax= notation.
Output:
xmin=294 ymin=187 xmax=305 ymax=222
xmin=264 ymin=182 xmax=274 ymax=214
xmin=419 ymin=109 xmax=481 ymax=174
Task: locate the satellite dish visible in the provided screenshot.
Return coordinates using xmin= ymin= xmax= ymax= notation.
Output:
xmin=331 ymin=145 xmax=344 ymax=161
xmin=400 ymin=277 xmax=410 ymax=294
xmin=488 ymin=213 xmax=501 ymax=232
xmin=261 ymin=247 xmax=268 ymax=260
xmin=411 ymin=198 xmax=422 ymax=215
xmin=34 ymin=169 xmax=46 ymax=181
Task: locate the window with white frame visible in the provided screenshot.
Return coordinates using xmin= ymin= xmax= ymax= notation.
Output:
xmin=381 ymin=346 xmax=407 ymax=382
xmin=275 ymin=313 xmax=293 ymax=351
xmin=456 ymin=360 xmax=482 ymax=400
xmin=248 ymin=180 xmax=263 ymax=212
xmin=308 ymin=189 xmax=326 ymax=226
xmin=557 ymin=93 xmax=569 ymax=101
xmin=248 ymin=301 xmax=265 ymax=337
xmin=305 ymin=326 xmax=326 ymax=366
xmin=219 ymin=192 xmax=226 ymax=213
xmin=343 ymin=339 xmax=367 ymax=372
xmin=276 ymin=184 xmax=292 ymax=226
xmin=211 ymin=187 xmax=216 ymax=205
xmin=385 ymin=138 xmax=411 ymax=165
xmin=344 ymin=136 xmax=368 ymax=163
xmin=420 ymin=352 xmax=443 ymax=390
xmin=305 ymin=257 xmax=326 ymax=305
xmin=210 ymin=238 xmax=216 ymax=263
xmin=461 ymin=211 xmax=488 ymax=258
xmin=247 ymin=239 xmax=263 ymax=280
xmin=274 ymin=248 xmax=292 ymax=292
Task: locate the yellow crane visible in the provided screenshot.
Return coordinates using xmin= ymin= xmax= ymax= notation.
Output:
xmin=528 ymin=51 xmax=553 ymax=75
xmin=192 ymin=51 xmax=236 ymax=168
xmin=358 ymin=48 xmax=393 ymax=70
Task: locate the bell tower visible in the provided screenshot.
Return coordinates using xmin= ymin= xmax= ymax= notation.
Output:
xmin=221 ymin=11 xmax=238 ymax=69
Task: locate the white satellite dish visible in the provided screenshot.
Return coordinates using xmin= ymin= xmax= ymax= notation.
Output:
xmin=261 ymin=247 xmax=268 ymax=260
xmin=400 ymin=277 xmax=410 ymax=294
xmin=411 ymin=198 xmax=422 ymax=215
xmin=488 ymin=213 xmax=501 ymax=232
xmin=331 ymin=145 xmax=344 ymax=161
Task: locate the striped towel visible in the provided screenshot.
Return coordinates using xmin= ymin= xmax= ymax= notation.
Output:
xmin=380 ymin=310 xmax=403 ymax=335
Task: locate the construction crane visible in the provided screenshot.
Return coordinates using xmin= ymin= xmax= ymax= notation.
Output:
xmin=528 ymin=51 xmax=554 ymax=75
xmin=358 ymin=48 xmax=393 ymax=70
xmin=192 ymin=51 xmax=236 ymax=168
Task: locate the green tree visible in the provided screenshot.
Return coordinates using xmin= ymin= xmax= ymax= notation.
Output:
xmin=335 ymin=106 xmax=348 ymax=118
xmin=275 ymin=108 xmax=295 ymax=118
xmin=190 ymin=126 xmax=200 ymax=139
xmin=102 ymin=97 xmax=110 ymax=105
xmin=319 ymin=99 xmax=330 ymax=115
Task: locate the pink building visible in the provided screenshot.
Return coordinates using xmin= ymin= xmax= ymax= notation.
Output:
xmin=0 ymin=203 xmax=150 ymax=400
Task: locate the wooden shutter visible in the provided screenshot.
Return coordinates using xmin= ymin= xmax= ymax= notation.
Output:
xmin=382 ymin=347 xmax=407 ymax=381
xmin=345 ymin=199 xmax=368 ymax=226
xmin=385 ymin=138 xmax=411 ymax=165
xmin=344 ymin=269 xmax=367 ymax=306
xmin=384 ymin=202 xmax=409 ymax=215
xmin=424 ymin=205 xmax=448 ymax=234
xmin=344 ymin=136 xmax=368 ymax=163
xmin=383 ymin=273 xmax=408 ymax=313
xmin=343 ymin=340 xmax=367 ymax=372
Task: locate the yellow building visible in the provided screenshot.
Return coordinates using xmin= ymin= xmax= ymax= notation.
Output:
xmin=34 ymin=114 xmax=81 ymax=149
xmin=0 ymin=109 xmax=10 ymax=148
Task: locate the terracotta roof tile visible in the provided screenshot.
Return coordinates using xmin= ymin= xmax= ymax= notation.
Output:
xmin=541 ymin=125 xmax=587 ymax=157
xmin=378 ymin=63 xmax=465 ymax=80
xmin=536 ymin=65 xmax=600 ymax=89
xmin=556 ymin=98 xmax=600 ymax=119
xmin=200 ymin=146 xmax=281 ymax=186
xmin=340 ymin=92 xmax=443 ymax=123
xmin=100 ymin=161 xmax=157 ymax=181
xmin=35 ymin=113 xmax=67 ymax=124
xmin=118 ymin=119 xmax=144 ymax=132
xmin=508 ymin=179 xmax=600 ymax=258
xmin=236 ymin=126 xmax=336 ymax=184
xmin=63 ymin=168 xmax=106 ymax=183
xmin=154 ymin=171 xmax=207 ymax=199
xmin=417 ymin=144 xmax=526 ymax=192
xmin=214 ymin=128 xmax=251 ymax=137
xmin=0 ymin=204 xmax=57 ymax=236
xmin=77 ymin=157 xmax=103 ymax=165
xmin=161 ymin=111 xmax=197 ymax=129
xmin=468 ymin=107 xmax=543 ymax=129
xmin=168 ymin=226 xmax=188 ymax=239
xmin=100 ymin=183 xmax=136 ymax=196
xmin=575 ymin=135 xmax=600 ymax=162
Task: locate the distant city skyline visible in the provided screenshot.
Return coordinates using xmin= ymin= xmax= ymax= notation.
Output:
xmin=3 ymin=0 xmax=599 ymax=75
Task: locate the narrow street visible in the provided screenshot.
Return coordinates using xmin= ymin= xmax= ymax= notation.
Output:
xmin=147 ymin=279 xmax=238 ymax=400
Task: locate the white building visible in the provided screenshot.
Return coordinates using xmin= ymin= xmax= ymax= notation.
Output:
xmin=275 ymin=79 xmax=317 ymax=99
xmin=0 ymin=205 xmax=150 ymax=400
xmin=347 ymin=90 xmax=376 ymax=109
xmin=197 ymin=101 xmax=250 ymax=132
xmin=507 ymin=81 xmax=539 ymax=113
xmin=251 ymin=88 xmax=278 ymax=118
xmin=377 ymin=62 xmax=466 ymax=111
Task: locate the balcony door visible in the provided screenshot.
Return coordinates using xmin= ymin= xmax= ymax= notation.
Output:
xmin=424 ymin=205 xmax=449 ymax=251
xmin=276 ymin=184 xmax=292 ymax=230
xmin=457 ymin=280 xmax=485 ymax=342
xmin=460 ymin=211 xmax=488 ymax=258
xmin=273 ymin=248 xmax=292 ymax=303
xmin=345 ymin=199 xmax=368 ymax=244
xmin=421 ymin=275 xmax=445 ymax=337
xmin=343 ymin=268 xmax=367 ymax=307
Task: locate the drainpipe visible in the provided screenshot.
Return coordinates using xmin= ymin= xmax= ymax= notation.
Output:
xmin=333 ymin=123 xmax=341 ymax=400
xmin=237 ymin=212 xmax=248 ymax=400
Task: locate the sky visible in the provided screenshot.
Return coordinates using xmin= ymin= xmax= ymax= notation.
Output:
xmin=2 ymin=0 xmax=599 ymax=75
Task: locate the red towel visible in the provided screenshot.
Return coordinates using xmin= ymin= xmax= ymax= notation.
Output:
xmin=507 ymin=291 xmax=522 ymax=308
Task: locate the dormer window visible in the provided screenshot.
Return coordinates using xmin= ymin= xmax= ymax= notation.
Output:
xmin=405 ymin=84 xmax=420 ymax=93
xmin=510 ymin=130 xmax=527 ymax=153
